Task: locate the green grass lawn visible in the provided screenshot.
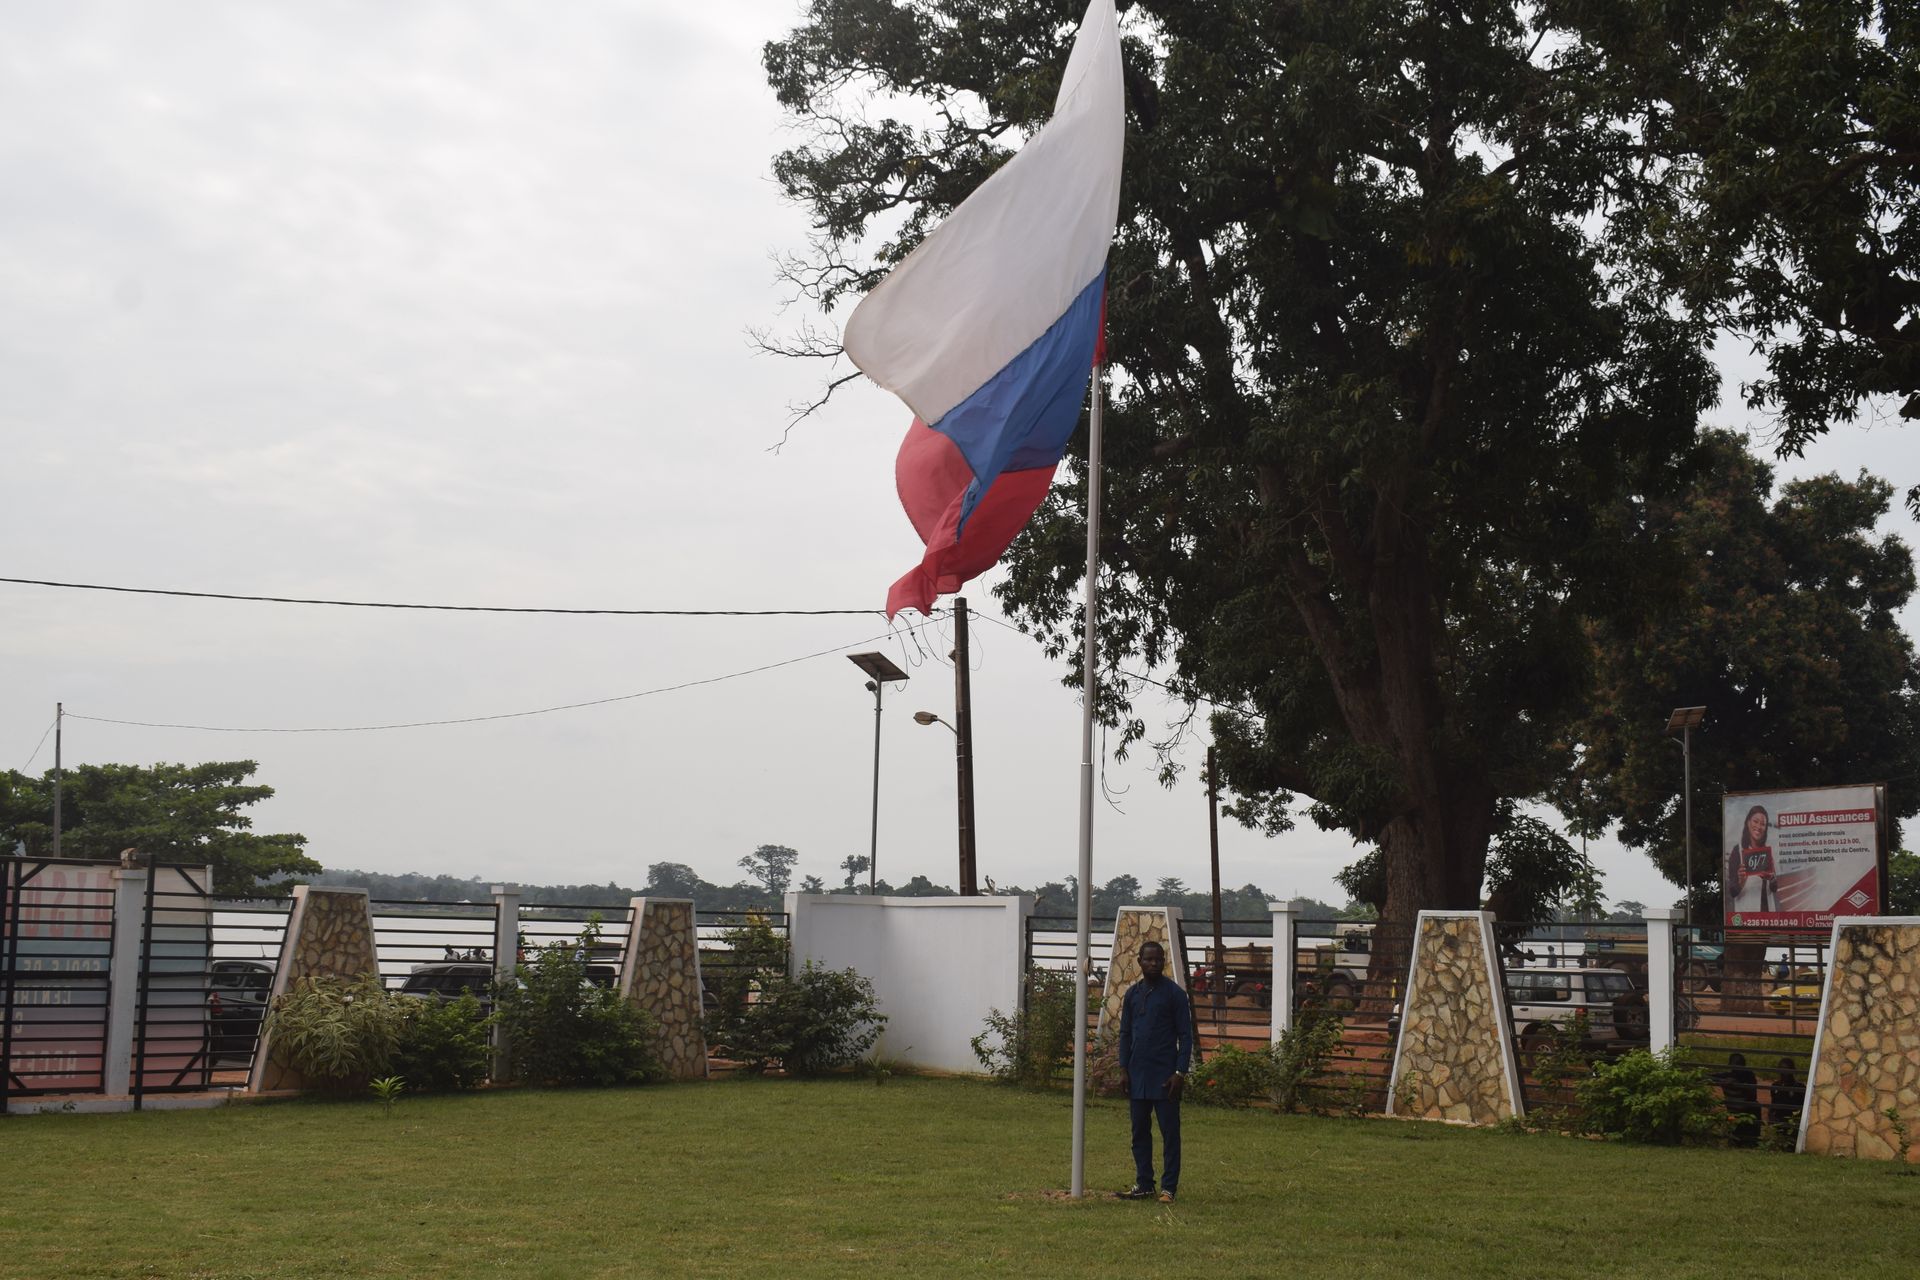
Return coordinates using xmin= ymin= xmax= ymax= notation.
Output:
xmin=4 ymin=1077 xmax=1918 ymax=1279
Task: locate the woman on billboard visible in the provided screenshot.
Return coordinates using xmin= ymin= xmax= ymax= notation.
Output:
xmin=1727 ymin=804 xmax=1779 ymax=913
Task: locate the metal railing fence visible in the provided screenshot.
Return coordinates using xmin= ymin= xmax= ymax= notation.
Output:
xmin=1671 ymin=924 xmax=1825 ymax=1145
xmin=2 ymin=859 xmax=115 ymax=1102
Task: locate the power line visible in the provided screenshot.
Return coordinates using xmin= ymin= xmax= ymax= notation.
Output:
xmin=19 ymin=717 xmax=56 ymax=771
xmin=0 ymin=576 xmax=885 ymax=617
xmin=65 ymin=631 xmax=902 ymax=734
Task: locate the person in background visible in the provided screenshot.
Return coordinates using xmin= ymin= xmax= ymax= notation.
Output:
xmin=1770 ymin=1058 xmax=1806 ymax=1137
xmin=1115 ymin=939 xmax=1192 ymax=1204
xmin=1719 ymin=1052 xmax=1762 ymax=1146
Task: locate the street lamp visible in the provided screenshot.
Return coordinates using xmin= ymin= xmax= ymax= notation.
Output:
xmin=915 ymin=710 xmax=978 ymax=894
xmin=848 ymin=652 xmax=909 ymax=894
xmin=1666 ymin=706 xmax=1707 ymax=932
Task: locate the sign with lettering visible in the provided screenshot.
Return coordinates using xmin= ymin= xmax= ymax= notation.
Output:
xmin=1723 ymin=784 xmax=1886 ymax=931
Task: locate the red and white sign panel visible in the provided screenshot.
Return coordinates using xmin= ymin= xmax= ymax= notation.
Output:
xmin=1723 ymin=784 xmax=1884 ymax=931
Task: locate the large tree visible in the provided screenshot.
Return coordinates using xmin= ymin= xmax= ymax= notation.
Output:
xmin=738 ymin=843 xmax=801 ymax=898
xmin=1557 ymin=430 xmax=1920 ymax=902
xmin=0 ymin=760 xmax=317 ymax=895
xmin=767 ymin=1 xmax=1715 ymax=926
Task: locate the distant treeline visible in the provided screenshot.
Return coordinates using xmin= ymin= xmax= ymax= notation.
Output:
xmin=312 ymin=864 xmax=1367 ymax=922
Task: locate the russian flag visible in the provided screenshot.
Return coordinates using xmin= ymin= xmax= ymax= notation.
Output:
xmin=842 ymin=0 xmax=1124 ymax=619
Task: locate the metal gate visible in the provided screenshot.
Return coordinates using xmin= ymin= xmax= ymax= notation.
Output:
xmin=1 ymin=858 xmax=115 ymax=1106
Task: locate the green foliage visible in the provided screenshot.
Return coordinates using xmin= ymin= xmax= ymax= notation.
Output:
xmin=1524 ymin=1010 xmax=1601 ymax=1131
xmin=1550 ymin=4 xmax=1920 ymax=457
xmin=1559 ymin=432 xmax=1919 ymax=883
xmin=369 ymin=1076 xmax=404 ymax=1116
xmin=1889 ymin=851 xmax=1920 ymax=916
xmin=1185 ymin=1044 xmax=1277 ymax=1109
xmin=391 ymin=992 xmax=490 ymax=1093
xmin=263 ymin=975 xmax=410 ymax=1089
xmin=0 ymin=760 xmax=317 ymax=894
xmin=972 ymin=968 xmax=1079 ymax=1085
xmin=492 ymin=923 xmax=664 ymax=1088
xmin=703 ymin=917 xmax=790 ymax=1059
xmin=1271 ymin=1008 xmax=1346 ymax=1113
xmin=1888 ymin=1107 xmax=1914 ymax=1167
xmin=727 ymin=962 xmax=887 ymax=1077
xmin=738 ymin=844 xmax=800 ymax=897
xmin=1575 ymin=1049 xmax=1731 ymax=1146
xmin=766 ymin=1 xmax=1720 ymax=926
xmin=1184 ymin=1010 xmax=1345 ymax=1111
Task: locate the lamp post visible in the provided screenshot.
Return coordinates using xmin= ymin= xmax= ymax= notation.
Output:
xmin=848 ymin=652 xmax=909 ymax=894
xmin=1665 ymin=706 xmax=1707 ymax=932
xmin=914 ymin=710 xmax=977 ymax=895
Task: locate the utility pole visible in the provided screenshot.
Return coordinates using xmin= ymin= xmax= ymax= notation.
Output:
xmin=52 ymin=702 xmax=63 ymax=859
xmin=1206 ymin=746 xmax=1224 ymax=967
xmin=952 ymin=598 xmax=979 ymax=895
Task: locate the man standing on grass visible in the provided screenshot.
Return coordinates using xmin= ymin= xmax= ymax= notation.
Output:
xmin=1116 ymin=938 xmax=1191 ymax=1203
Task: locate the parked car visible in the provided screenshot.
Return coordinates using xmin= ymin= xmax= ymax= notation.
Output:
xmin=1765 ymin=970 xmax=1824 ymax=1012
xmin=207 ymin=959 xmax=273 ymax=1063
xmin=399 ymin=962 xmax=497 ymax=1003
xmin=399 ymin=960 xmax=619 ymax=1005
xmin=1506 ymin=966 xmax=1645 ymax=1048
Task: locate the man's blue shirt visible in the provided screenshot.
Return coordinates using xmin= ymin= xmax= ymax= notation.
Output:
xmin=1119 ymin=975 xmax=1193 ymax=1100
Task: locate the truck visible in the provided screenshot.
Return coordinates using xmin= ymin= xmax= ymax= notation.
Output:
xmin=1188 ymin=922 xmax=1379 ymax=1008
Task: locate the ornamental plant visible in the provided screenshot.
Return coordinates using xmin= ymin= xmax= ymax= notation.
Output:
xmin=491 ymin=922 xmax=664 ymax=1088
xmin=263 ymin=974 xmax=409 ymax=1089
xmin=1575 ymin=1049 xmax=1731 ymax=1146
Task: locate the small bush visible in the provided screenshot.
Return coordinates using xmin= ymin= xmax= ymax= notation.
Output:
xmin=493 ymin=923 xmax=665 ymax=1088
xmin=263 ymin=974 xmax=411 ymax=1089
xmin=730 ymin=962 xmax=886 ymax=1076
xmin=1186 ymin=1044 xmax=1277 ymax=1107
xmin=390 ymin=991 xmax=490 ymax=1092
xmin=972 ymin=968 xmax=1079 ymax=1084
xmin=1575 ymin=1049 xmax=1731 ymax=1145
xmin=1525 ymin=1010 xmax=1601 ymax=1131
xmin=1272 ymin=1006 xmax=1344 ymax=1112
xmin=703 ymin=917 xmax=789 ymax=1060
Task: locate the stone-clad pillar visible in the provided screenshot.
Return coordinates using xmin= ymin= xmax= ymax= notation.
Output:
xmin=619 ymin=897 xmax=708 ymax=1081
xmin=1096 ymin=905 xmax=1189 ymax=1037
xmin=247 ymin=886 xmax=378 ymax=1094
xmin=1386 ymin=910 xmax=1524 ymax=1125
xmin=1798 ymin=917 xmax=1920 ymax=1161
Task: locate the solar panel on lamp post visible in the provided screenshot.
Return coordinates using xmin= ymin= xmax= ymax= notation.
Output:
xmin=848 ymin=652 xmax=909 ymax=895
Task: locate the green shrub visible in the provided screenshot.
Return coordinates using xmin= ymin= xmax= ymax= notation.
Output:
xmin=730 ymin=962 xmax=886 ymax=1076
xmin=1186 ymin=1043 xmax=1277 ymax=1107
xmin=263 ymin=974 xmax=410 ymax=1089
xmin=493 ymin=923 xmax=665 ymax=1087
xmin=703 ymin=917 xmax=790 ymax=1060
xmin=1575 ymin=1049 xmax=1731 ymax=1145
xmin=1526 ymin=1010 xmax=1601 ymax=1130
xmin=1272 ymin=1006 xmax=1344 ymax=1112
xmin=972 ymin=967 xmax=1079 ymax=1084
xmin=390 ymin=991 xmax=490 ymax=1092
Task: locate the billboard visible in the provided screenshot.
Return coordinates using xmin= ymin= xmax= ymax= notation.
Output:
xmin=1723 ymin=784 xmax=1886 ymax=931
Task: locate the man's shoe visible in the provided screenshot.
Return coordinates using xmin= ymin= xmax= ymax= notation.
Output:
xmin=1114 ymin=1185 xmax=1154 ymax=1200
xmin=1157 ymin=1190 xmax=1176 ymax=1204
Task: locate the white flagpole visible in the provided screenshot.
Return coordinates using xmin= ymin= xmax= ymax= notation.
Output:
xmin=1069 ymin=360 xmax=1105 ymax=1199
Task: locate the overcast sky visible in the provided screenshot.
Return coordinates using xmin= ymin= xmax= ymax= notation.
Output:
xmin=3 ymin=1 xmax=1914 ymax=912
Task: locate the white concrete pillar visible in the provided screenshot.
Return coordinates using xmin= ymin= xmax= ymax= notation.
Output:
xmin=102 ymin=867 xmax=149 ymax=1096
xmin=490 ymin=886 xmax=520 ymax=1081
xmin=782 ymin=891 xmax=806 ymax=978
xmin=1268 ymin=902 xmax=1296 ymax=1042
xmin=1645 ymin=907 xmax=1676 ymax=1054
